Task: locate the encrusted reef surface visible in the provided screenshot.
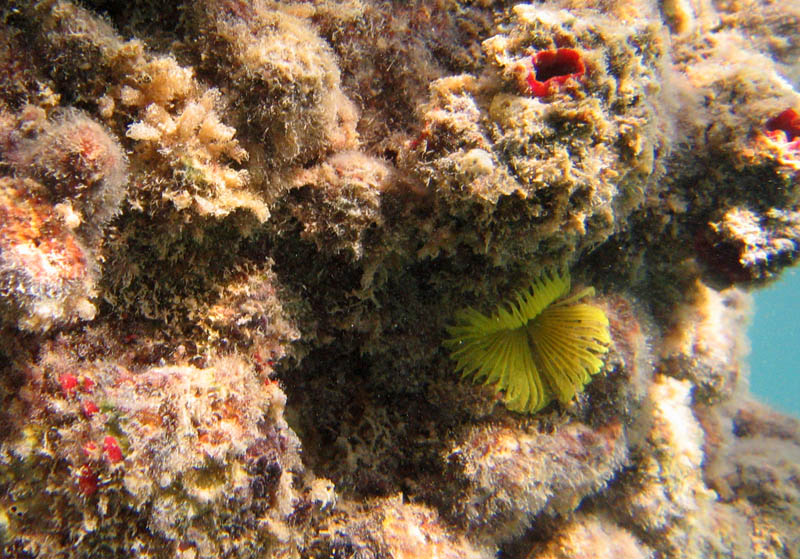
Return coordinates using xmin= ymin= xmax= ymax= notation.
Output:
xmin=0 ymin=0 xmax=799 ymax=557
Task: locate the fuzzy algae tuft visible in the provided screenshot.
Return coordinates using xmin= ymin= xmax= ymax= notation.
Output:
xmin=446 ymin=271 xmax=610 ymax=414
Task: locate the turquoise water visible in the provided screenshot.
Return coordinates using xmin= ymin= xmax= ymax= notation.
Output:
xmin=749 ymin=268 xmax=800 ymax=417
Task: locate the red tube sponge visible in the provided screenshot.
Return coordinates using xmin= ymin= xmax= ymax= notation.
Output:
xmin=765 ymin=108 xmax=800 ymax=150
xmin=527 ymin=49 xmax=585 ymax=98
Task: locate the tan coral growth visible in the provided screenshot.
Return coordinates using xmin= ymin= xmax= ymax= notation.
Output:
xmin=289 ymin=151 xmax=394 ymax=259
xmin=314 ymin=495 xmax=495 ymax=559
xmin=610 ymin=375 xmax=718 ymax=559
xmin=447 ymin=419 xmax=628 ymax=543
xmin=191 ymin=0 xmax=359 ymax=167
xmin=32 ymin=1 xmax=268 ymax=222
xmin=709 ymin=207 xmax=800 ymax=279
xmin=698 ymin=399 xmax=800 ymax=559
xmin=661 ymin=281 xmax=751 ymax=401
xmin=525 ymin=512 xmax=653 ymax=559
xmin=126 ymin=88 xmax=263 ymax=219
xmin=197 ymin=263 xmax=302 ymax=354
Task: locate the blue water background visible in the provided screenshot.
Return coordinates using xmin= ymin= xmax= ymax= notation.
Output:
xmin=749 ymin=268 xmax=800 ymax=417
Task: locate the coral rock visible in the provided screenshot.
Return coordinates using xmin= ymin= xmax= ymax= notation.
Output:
xmin=0 ymin=338 xmax=310 ymax=558
xmin=313 ymin=495 xmax=495 ymax=559
xmin=447 ymin=419 xmax=627 ymax=543
xmin=418 ymin=4 xmax=671 ymax=267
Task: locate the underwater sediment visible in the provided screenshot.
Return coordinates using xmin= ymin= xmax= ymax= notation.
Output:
xmin=0 ymin=0 xmax=799 ymax=557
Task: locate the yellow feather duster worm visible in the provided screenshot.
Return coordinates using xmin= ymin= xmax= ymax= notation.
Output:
xmin=445 ymin=271 xmax=610 ymax=414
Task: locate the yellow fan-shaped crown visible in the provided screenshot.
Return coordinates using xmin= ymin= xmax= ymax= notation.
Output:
xmin=444 ymin=270 xmax=610 ymax=414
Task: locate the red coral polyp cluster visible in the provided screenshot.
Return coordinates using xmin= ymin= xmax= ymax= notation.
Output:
xmin=765 ymin=108 xmax=800 ymax=150
xmin=59 ymin=372 xmax=79 ymax=396
xmin=527 ymin=48 xmax=585 ymax=97
xmin=78 ymin=464 xmax=98 ymax=496
xmin=103 ymin=436 xmax=124 ymax=463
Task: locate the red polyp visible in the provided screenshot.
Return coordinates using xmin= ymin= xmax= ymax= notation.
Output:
xmin=77 ymin=465 xmax=98 ymax=496
xmin=82 ymin=400 xmax=99 ymax=418
xmin=82 ymin=441 xmax=98 ymax=457
xmin=60 ymin=373 xmax=79 ymax=397
xmin=527 ymin=48 xmax=585 ymax=97
xmin=81 ymin=376 xmax=95 ymax=392
xmin=766 ymin=109 xmax=800 ymax=142
xmin=103 ymin=435 xmax=123 ymax=464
